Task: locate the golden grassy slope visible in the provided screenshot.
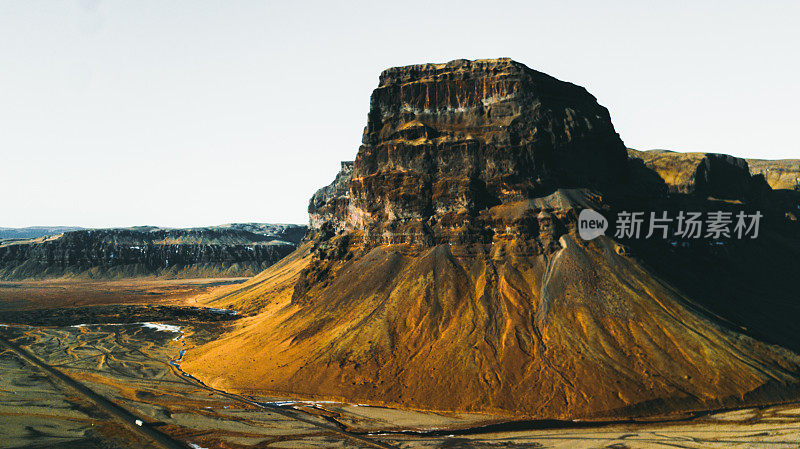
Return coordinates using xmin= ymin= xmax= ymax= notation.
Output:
xmin=199 ymin=243 xmax=313 ymax=314
xmin=747 ymin=158 xmax=800 ymax=190
xmin=627 ymin=149 xmax=705 ymax=192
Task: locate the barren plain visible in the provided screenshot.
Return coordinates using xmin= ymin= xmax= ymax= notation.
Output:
xmin=2 ymin=291 xmax=800 ymax=448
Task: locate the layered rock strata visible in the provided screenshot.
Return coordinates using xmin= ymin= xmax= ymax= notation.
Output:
xmin=0 ymin=224 xmax=307 ymax=279
xmin=311 ymin=58 xmax=628 ymax=248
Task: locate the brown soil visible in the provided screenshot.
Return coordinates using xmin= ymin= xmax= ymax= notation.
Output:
xmin=0 ymin=278 xmax=247 ymax=311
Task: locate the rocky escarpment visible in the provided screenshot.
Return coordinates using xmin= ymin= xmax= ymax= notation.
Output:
xmin=693 ymin=153 xmax=771 ymax=199
xmin=308 ymin=161 xmax=353 ymax=233
xmin=627 ymin=149 xmax=797 ymax=197
xmin=310 ymin=58 xmax=628 ymax=249
xmin=0 ymin=223 xmax=307 ymax=280
xmin=627 ymin=149 xmax=800 ymax=222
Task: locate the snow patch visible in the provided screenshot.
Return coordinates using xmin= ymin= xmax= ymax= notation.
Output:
xmin=71 ymin=322 xmax=182 ymax=338
xmin=261 ymin=399 xmax=339 ymax=410
xmin=140 ymin=322 xmax=182 ymax=333
xmin=264 ymin=401 xmax=297 ymax=406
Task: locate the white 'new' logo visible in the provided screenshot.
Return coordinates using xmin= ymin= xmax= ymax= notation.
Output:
xmin=578 ymin=209 xmax=608 ymax=240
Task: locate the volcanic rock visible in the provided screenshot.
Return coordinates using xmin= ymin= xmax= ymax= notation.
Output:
xmin=320 ymin=58 xmax=629 ymax=248
xmin=308 ymin=161 xmax=353 ymax=234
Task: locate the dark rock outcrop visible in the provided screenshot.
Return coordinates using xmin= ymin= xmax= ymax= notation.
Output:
xmin=308 ymin=161 xmax=353 ymax=233
xmin=0 ymin=224 xmax=307 ymax=280
xmin=627 ymin=149 xmax=781 ymax=199
xmin=694 ymin=153 xmax=771 ymax=200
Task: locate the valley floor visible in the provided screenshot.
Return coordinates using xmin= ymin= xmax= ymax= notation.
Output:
xmin=0 ymin=278 xmax=248 ymax=311
xmin=1 ymin=318 xmax=799 ymax=449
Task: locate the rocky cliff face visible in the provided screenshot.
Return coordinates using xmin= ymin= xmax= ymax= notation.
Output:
xmin=627 ymin=149 xmax=776 ymax=199
xmin=0 ymin=224 xmax=307 ymax=280
xmin=311 ymin=59 xmax=628 ymax=249
xmin=694 ymin=153 xmax=771 ymax=200
xmin=308 ymin=161 xmax=353 ymax=233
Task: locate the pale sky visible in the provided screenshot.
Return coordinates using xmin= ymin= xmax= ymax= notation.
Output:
xmin=2 ymin=1 xmax=798 ymax=228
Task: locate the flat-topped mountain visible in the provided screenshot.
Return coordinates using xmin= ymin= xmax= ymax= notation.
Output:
xmin=311 ymin=58 xmax=628 ymax=246
xmin=185 ymin=59 xmax=800 ymax=419
xmin=0 ymin=223 xmax=307 ymax=280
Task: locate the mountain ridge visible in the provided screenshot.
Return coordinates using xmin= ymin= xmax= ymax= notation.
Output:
xmin=628 ymin=148 xmax=800 ymax=193
xmin=0 ymin=223 xmax=307 ymax=280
